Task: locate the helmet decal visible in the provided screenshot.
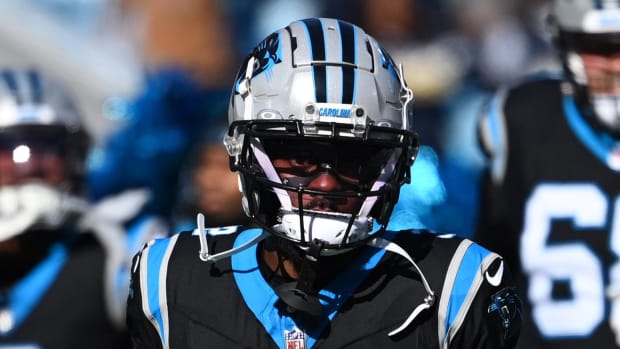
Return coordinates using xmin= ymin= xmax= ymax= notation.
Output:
xmin=234 ymin=32 xmax=282 ymax=93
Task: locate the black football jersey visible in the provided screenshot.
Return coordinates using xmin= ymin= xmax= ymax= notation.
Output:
xmin=127 ymin=226 xmax=521 ymax=349
xmin=0 ymin=234 xmax=131 ymax=349
xmin=476 ymin=77 xmax=620 ymax=348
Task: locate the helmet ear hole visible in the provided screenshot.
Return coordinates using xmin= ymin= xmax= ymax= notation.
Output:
xmin=240 ymin=177 xmax=281 ymax=226
xmin=258 ymin=189 xmax=281 ymax=226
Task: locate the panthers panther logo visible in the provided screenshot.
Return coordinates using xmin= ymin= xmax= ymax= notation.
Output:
xmin=234 ymin=32 xmax=282 ymax=93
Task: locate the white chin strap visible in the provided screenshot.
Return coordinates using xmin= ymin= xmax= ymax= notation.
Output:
xmin=568 ymin=52 xmax=620 ymax=132
xmin=0 ymin=183 xmax=66 ymax=241
xmin=591 ymin=94 xmax=620 ymax=132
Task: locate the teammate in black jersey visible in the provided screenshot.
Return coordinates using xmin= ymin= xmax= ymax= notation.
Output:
xmin=0 ymin=68 xmax=131 ymax=348
xmin=476 ymin=1 xmax=620 ymax=348
xmin=127 ymin=18 xmax=522 ymax=349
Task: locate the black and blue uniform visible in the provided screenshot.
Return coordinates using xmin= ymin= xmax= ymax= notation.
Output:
xmin=127 ymin=226 xmax=521 ymax=348
xmin=477 ymin=77 xmax=620 ymax=349
xmin=0 ymin=233 xmax=131 ymax=349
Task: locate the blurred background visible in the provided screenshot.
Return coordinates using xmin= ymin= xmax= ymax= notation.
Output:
xmin=0 ymin=0 xmax=556 ymax=142
xmin=0 ymin=0 xmax=560 ymax=234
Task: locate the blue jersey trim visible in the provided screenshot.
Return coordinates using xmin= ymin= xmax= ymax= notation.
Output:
xmin=232 ymin=229 xmax=391 ymax=348
xmin=563 ymin=95 xmax=618 ymax=169
xmin=7 ymin=243 xmax=67 ymax=335
xmin=444 ymin=243 xmax=491 ymax=334
xmin=145 ymin=238 xmax=173 ymax=344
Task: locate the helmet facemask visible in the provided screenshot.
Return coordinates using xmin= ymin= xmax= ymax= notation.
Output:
xmin=226 ymin=119 xmax=418 ymax=255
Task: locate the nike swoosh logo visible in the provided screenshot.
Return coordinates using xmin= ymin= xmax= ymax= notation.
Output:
xmin=485 ymin=260 xmax=504 ymax=287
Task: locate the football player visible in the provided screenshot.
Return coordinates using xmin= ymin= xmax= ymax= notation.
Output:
xmin=476 ymin=0 xmax=620 ymax=348
xmin=127 ymin=18 xmax=522 ymax=348
xmin=0 ymin=68 xmax=132 ymax=348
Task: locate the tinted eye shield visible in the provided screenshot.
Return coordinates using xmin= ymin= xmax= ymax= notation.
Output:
xmin=560 ymin=31 xmax=620 ymax=55
xmin=277 ymin=163 xmax=365 ymax=191
xmin=226 ymin=120 xmax=419 ymax=193
xmin=263 ymin=140 xmax=394 ymax=190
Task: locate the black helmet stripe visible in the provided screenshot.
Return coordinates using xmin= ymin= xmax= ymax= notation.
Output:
xmin=1 ymin=69 xmax=22 ymax=105
xmin=1 ymin=69 xmax=46 ymax=106
xmin=339 ymin=20 xmax=356 ymax=104
xmin=302 ymin=18 xmax=327 ymax=103
xmin=27 ymin=69 xmax=43 ymax=104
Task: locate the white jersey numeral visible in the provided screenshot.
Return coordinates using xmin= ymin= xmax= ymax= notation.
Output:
xmin=521 ymin=184 xmax=613 ymax=337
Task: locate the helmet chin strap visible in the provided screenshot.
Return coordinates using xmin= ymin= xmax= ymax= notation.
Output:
xmin=274 ymin=239 xmax=325 ymax=322
xmin=272 ymin=236 xmax=436 ymax=336
xmin=195 ymin=213 xmax=435 ymax=336
xmin=590 ymin=94 xmax=620 ymax=133
xmin=274 ymin=211 xmax=373 ymax=252
xmin=567 ymin=51 xmax=620 ymax=132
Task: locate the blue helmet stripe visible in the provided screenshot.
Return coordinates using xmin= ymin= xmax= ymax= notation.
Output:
xmin=594 ymin=0 xmax=603 ymax=9
xmin=27 ymin=69 xmax=43 ymax=104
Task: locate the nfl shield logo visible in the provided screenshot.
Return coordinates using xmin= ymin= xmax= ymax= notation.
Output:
xmin=284 ymin=326 xmax=307 ymax=349
xmin=610 ymin=148 xmax=620 ymax=171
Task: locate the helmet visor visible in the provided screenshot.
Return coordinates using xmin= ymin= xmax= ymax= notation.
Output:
xmin=561 ymin=31 xmax=620 ymax=55
xmin=0 ymin=130 xmax=66 ymax=186
xmin=261 ymin=138 xmax=400 ymax=215
xmin=263 ymin=138 xmax=397 ymax=189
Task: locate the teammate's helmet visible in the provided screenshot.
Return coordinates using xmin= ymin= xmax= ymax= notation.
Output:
xmin=550 ymin=0 xmax=620 ymax=132
xmin=225 ymin=18 xmax=418 ymax=254
xmin=0 ymin=68 xmax=90 ymax=241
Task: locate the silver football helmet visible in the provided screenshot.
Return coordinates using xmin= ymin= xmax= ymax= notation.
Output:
xmin=0 ymin=68 xmax=89 ymax=241
xmin=550 ymin=0 xmax=620 ymax=133
xmin=224 ymin=18 xmax=418 ymax=254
